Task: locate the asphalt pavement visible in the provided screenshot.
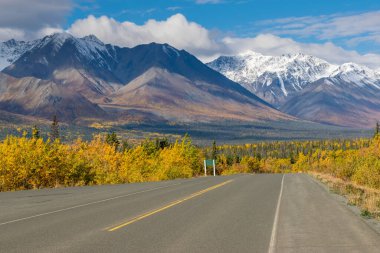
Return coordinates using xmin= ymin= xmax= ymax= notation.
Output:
xmin=0 ymin=174 xmax=378 ymax=253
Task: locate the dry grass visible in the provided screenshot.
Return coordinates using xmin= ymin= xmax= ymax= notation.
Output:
xmin=310 ymin=171 xmax=380 ymax=220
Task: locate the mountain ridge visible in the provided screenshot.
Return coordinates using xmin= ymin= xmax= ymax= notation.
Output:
xmin=0 ymin=33 xmax=289 ymax=123
xmin=208 ymin=51 xmax=380 ymax=128
xmin=207 ymin=51 xmax=338 ymax=106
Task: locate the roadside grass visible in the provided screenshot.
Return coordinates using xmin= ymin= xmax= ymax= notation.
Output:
xmin=310 ymin=172 xmax=380 ymax=221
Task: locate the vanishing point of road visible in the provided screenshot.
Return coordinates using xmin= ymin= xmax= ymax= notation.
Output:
xmin=0 ymin=174 xmax=379 ymax=253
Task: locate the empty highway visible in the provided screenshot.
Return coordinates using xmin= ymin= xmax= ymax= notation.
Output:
xmin=0 ymin=174 xmax=379 ymax=253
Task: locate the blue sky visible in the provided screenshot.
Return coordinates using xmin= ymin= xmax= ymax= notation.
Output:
xmin=70 ymin=0 xmax=379 ymax=33
xmin=68 ymin=0 xmax=380 ymax=53
xmin=1 ymin=0 xmax=380 ymax=68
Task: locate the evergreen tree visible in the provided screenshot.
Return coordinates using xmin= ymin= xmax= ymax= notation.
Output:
xmin=50 ymin=115 xmax=59 ymax=141
xmin=32 ymin=125 xmax=40 ymax=139
xmin=155 ymin=137 xmax=170 ymax=150
xmin=374 ymin=122 xmax=380 ymax=138
xmin=106 ymin=132 xmax=120 ymax=150
xmin=211 ymin=140 xmax=217 ymax=160
xmin=121 ymin=139 xmax=131 ymax=152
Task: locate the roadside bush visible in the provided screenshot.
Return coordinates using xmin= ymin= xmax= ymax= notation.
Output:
xmin=0 ymin=134 xmax=201 ymax=191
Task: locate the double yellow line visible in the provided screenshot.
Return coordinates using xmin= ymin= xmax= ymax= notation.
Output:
xmin=108 ymin=179 xmax=233 ymax=232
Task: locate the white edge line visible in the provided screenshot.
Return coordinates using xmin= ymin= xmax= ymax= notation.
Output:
xmin=0 ymin=182 xmax=182 ymax=226
xmin=268 ymin=174 xmax=285 ymax=253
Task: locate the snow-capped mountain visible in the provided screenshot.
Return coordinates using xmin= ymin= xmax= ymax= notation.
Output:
xmin=1 ymin=33 xmax=379 ymax=128
xmin=3 ymin=33 xmax=121 ymax=82
xmin=208 ymin=52 xmax=380 ymax=107
xmin=0 ymin=33 xmax=121 ymax=74
xmin=0 ymin=33 xmax=288 ymax=123
xmin=0 ymin=38 xmax=40 ymax=70
xmin=207 ymin=52 xmax=337 ymax=106
xmin=330 ymin=63 xmax=380 ymax=89
xmin=208 ymin=51 xmax=380 ymax=128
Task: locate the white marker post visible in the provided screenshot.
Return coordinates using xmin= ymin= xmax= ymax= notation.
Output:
xmin=204 ymin=159 xmax=216 ymax=177
xmin=213 ymin=159 xmax=216 ymax=176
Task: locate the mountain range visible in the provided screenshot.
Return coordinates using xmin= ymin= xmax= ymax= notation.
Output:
xmin=0 ymin=33 xmax=289 ymax=124
xmin=0 ymin=33 xmax=379 ymax=129
xmin=208 ymin=52 xmax=380 ymax=128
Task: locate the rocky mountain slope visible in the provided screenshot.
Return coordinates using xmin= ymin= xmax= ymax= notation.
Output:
xmin=0 ymin=39 xmax=40 ymax=70
xmin=208 ymin=52 xmax=380 ymax=128
xmin=207 ymin=52 xmax=337 ymax=106
xmin=282 ymin=64 xmax=380 ymax=128
xmin=0 ymin=33 xmax=290 ymax=123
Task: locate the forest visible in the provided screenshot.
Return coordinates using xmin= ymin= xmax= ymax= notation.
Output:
xmin=0 ymin=123 xmax=379 ymax=218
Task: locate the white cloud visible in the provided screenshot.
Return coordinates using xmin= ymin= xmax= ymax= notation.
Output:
xmin=66 ymin=13 xmax=380 ymax=68
xmin=257 ymin=11 xmax=380 ymax=41
xmin=0 ymin=26 xmax=64 ymax=42
xmin=0 ymin=28 xmax=25 ymax=41
xmin=36 ymin=27 xmax=64 ymax=38
xmin=319 ymin=11 xmax=380 ymax=39
xmin=1 ymin=11 xmax=380 ymax=69
xmin=68 ymin=14 xmax=221 ymax=59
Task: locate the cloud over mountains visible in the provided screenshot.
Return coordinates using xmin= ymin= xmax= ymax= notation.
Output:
xmin=1 ymin=0 xmax=380 ymax=69
xmin=0 ymin=0 xmax=71 ymax=41
xmin=66 ymin=13 xmax=380 ymax=68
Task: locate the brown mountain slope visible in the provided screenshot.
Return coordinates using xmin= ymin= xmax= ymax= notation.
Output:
xmin=104 ymin=68 xmax=291 ymax=122
xmin=0 ymin=33 xmax=294 ymax=124
xmin=281 ymin=78 xmax=380 ymax=128
xmin=0 ymin=73 xmax=107 ymax=122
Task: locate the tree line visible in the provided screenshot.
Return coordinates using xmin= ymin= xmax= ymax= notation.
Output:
xmin=1 ymin=118 xmax=379 ymax=192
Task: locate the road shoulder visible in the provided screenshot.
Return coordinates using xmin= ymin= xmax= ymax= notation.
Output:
xmin=308 ymin=173 xmax=380 ymax=235
xmin=275 ymin=173 xmax=380 ymax=253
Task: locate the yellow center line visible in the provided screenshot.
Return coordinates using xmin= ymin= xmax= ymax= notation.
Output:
xmin=107 ymin=179 xmax=233 ymax=232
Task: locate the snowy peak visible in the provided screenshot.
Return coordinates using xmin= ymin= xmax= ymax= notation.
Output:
xmin=210 ymin=50 xmax=335 ymax=78
xmin=329 ymin=63 xmax=380 ymax=88
xmin=33 ymin=32 xmax=110 ymax=58
xmin=81 ymin=34 xmax=104 ymax=45
xmin=3 ymin=39 xmax=18 ymax=47
xmin=331 ymin=62 xmax=379 ymax=78
xmin=0 ymin=33 xmax=81 ymax=71
xmin=331 ymin=62 xmax=374 ymax=76
xmin=207 ymin=51 xmax=337 ymax=106
xmin=208 ymin=51 xmax=380 ymax=106
xmin=0 ymin=38 xmax=39 ymax=70
xmin=48 ymin=32 xmax=74 ymax=43
xmin=2 ymin=33 xmax=120 ymax=80
xmin=162 ymin=44 xmax=180 ymax=57
xmin=34 ymin=32 xmax=75 ymax=52
xmin=209 ymin=51 xmax=380 ymax=128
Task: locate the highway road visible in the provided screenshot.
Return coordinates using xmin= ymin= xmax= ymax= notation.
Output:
xmin=0 ymin=174 xmax=379 ymax=253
